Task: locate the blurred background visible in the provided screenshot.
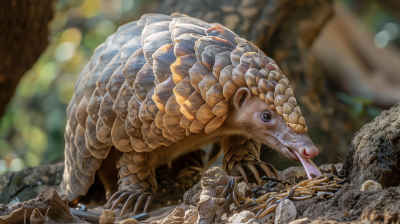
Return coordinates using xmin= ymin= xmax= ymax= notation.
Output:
xmin=1 ymin=0 xmax=400 ymax=174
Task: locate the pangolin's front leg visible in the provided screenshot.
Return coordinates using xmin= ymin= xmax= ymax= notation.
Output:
xmin=107 ymin=151 xmax=156 ymax=219
xmin=223 ymin=137 xmax=279 ymax=186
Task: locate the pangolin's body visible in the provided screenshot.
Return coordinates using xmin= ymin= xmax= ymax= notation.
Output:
xmin=61 ymin=13 xmax=313 ymax=215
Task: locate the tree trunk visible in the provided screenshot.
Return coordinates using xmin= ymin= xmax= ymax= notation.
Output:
xmin=0 ymin=0 xmax=53 ymax=118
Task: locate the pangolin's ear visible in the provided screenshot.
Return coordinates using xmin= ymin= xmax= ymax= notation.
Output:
xmin=233 ymin=87 xmax=252 ymax=110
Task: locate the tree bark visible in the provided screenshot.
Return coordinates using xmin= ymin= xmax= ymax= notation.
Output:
xmin=0 ymin=0 xmax=53 ymax=118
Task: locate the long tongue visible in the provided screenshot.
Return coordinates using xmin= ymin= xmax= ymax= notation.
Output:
xmin=293 ymin=151 xmax=322 ymax=179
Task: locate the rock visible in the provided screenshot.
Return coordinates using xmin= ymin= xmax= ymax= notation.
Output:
xmin=229 ymin=203 xmax=237 ymax=211
xmin=360 ymin=180 xmax=382 ymax=191
xmin=342 ymin=103 xmax=400 ymax=188
xmin=360 ymin=188 xmax=400 ymax=223
xmin=221 ymin=213 xmax=229 ymax=222
xmin=171 ymin=207 xmax=185 ymax=217
xmin=237 ymin=182 xmax=247 ymax=196
xmin=248 ymin=183 xmax=258 ymax=189
xmin=30 ymin=208 xmax=45 ymax=224
xmin=395 ymin=186 xmax=400 ymax=195
xmin=0 ymin=188 xmax=84 ymax=223
xmin=120 ymin=218 xmax=138 ymax=224
xmin=197 ymin=167 xmax=232 ymax=224
xmin=275 ymin=199 xmax=297 ymax=224
xmin=183 ymin=182 xmax=202 ymax=206
xmin=0 ymin=163 xmax=64 ymax=205
xmin=159 ymin=207 xmax=185 ymax=224
xmin=99 ymin=210 xmax=116 ymax=224
xmin=228 ymin=210 xmax=256 ymax=223
xmin=184 ymin=206 xmax=198 ymax=223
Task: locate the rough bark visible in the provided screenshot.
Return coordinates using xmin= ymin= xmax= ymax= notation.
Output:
xmin=0 ymin=0 xmax=53 ymax=118
xmin=0 ymin=164 xmax=64 ymax=205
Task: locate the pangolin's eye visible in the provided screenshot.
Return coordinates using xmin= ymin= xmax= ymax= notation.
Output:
xmin=261 ymin=112 xmax=271 ymax=122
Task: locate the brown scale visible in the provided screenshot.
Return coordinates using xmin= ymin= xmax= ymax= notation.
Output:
xmin=113 ymin=82 xmax=133 ymax=121
xmin=99 ymin=93 xmax=117 ymax=129
xmin=87 ymin=88 xmax=102 ymax=124
xmin=205 ymin=24 xmax=239 ymax=46
xmin=61 ymin=13 xmax=310 ymax=219
xmin=75 ymin=97 xmax=88 ymax=129
xmin=174 ymin=34 xmax=202 ymax=57
xmin=188 ymin=62 xmax=209 ymax=93
xmin=198 ymin=73 xmax=218 ymax=101
xmin=141 ymin=21 xmax=171 ymax=46
xmin=165 ymin=95 xmax=183 ymax=120
xmin=143 ymin=30 xmax=173 ymax=67
xmin=194 ymin=37 xmax=234 ymax=63
xmin=180 ymin=91 xmax=205 ymax=121
xmin=106 ymin=66 xmax=126 ymax=102
xmin=97 ymin=52 xmax=121 ymax=97
xmin=173 ymin=16 xmax=213 ymax=30
xmin=74 ymin=67 xmax=91 ymax=107
xmin=171 ymin=24 xmax=207 ymax=41
xmin=133 ymin=63 xmax=156 ymax=101
xmin=111 ymin=116 xmax=133 ymax=152
xmin=171 ymin=54 xmax=197 ymax=85
xmin=213 ymin=51 xmax=232 ymax=79
xmin=95 ymin=118 xmax=113 ymax=146
xmin=82 ymin=63 xmax=101 ymax=102
xmin=174 ymin=75 xmax=195 ymax=106
xmin=201 ymin=46 xmax=232 ymax=72
xmin=122 ymin=45 xmax=145 ymax=89
xmin=153 ymin=43 xmax=176 ymax=83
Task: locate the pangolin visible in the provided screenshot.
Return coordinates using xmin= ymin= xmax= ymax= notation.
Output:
xmin=60 ymin=13 xmax=322 ymax=218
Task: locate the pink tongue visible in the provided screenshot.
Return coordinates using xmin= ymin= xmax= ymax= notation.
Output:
xmin=293 ymin=151 xmax=322 ymax=179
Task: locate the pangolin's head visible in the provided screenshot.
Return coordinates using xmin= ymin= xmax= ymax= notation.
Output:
xmin=218 ymin=41 xmax=321 ymax=177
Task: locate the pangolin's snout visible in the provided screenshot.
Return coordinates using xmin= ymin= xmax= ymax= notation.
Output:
xmin=299 ymin=145 xmax=319 ymax=159
xmin=280 ymin=132 xmax=319 ymax=161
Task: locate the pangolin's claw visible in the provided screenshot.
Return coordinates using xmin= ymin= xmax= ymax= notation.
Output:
xmin=265 ymin=162 xmax=279 ymax=179
xmin=243 ymin=163 xmax=261 ymax=186
xmin=255 ymin=162 xmax=273 ymax=178
xmin=217 ymin=178 xmax=247 ymax=210
xmin=230 ymin=161 xmax=279 ymax=187
xmin=234 ymin=188 xmax=247 ymax=201
xmin=220 ymin=193 xmax=232 ymax=208
xmin=119 ymin=194 xmax=139 ymax=219
xmin=106 ymin=191 xmax=154 ymax=219
xmin=111 ymin=192 xmax=130 ymax=211
xmin=106 ymin=191 xmax=123 ymax=209
xmin=233 ymin=163 xmax=248 ymax=184
xmin=218 ymin=179 xmax=233 ymax=198
xmin=232 ymin=188 xmax=241 ymax=207
xmin=133 ymin=195 xmax=147 ymax=215
xmin=143 ymin=195 xmax=153 ymax=213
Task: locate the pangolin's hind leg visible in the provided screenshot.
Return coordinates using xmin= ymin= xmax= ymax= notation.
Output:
xmin=222 ymin=137 xmax=279 ymax=186
xmin=107 ymin=150 xmax=156 ymax=219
